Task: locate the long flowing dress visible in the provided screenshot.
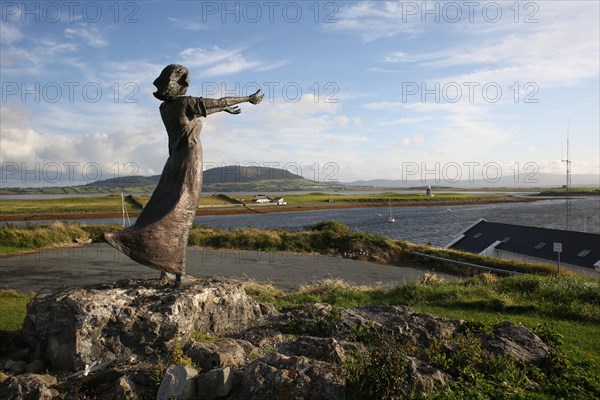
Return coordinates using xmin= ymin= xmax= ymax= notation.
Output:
xmin=104 ymin=96 xmax=207 ymax=275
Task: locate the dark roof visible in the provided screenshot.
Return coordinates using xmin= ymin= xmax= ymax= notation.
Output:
xmin=447 ymin=220 xmax=600 ymax=269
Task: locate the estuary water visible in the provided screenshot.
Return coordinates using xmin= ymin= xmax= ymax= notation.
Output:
xmin=8 ymin=197 xmax=598 ymax=247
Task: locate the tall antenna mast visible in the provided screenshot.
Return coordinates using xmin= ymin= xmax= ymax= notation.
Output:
xmin=561 ymin=119 xmax=572 ymax=230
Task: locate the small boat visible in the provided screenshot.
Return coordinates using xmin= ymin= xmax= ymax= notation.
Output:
xmin=387 ymin=199 xmax=395 ymax=223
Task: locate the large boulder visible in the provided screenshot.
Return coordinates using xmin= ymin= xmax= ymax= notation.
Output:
xmin=481 ymin=322 xmax=549 ymax=364
xmin=22 ymin=278 xmax=273 ymax=371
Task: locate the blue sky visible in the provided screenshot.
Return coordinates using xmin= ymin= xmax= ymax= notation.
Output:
xmin=1 ymin=1 xmax=599 ymax=186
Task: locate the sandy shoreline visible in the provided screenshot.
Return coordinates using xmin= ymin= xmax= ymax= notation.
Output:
xmin=0 ymin=197 xmax=537 ymax=222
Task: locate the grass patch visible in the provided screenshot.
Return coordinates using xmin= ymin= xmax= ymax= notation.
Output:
xmin=282 ymin=192 xmax=506 ymax=205
xmin=0 ymin=222 xmax=122 ymax=255
xmin=0 ymin=194 xmax=142 ymax=215
xmin=0 ymin=290 xmax=35 ymax=331
xmin=252 ymin=275 xmax=600 ymax=324
xmin=538 ymin=187 xmax=600 ymax=196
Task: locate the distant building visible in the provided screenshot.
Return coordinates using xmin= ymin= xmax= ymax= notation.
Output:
xmin=252 ymin=195 xmax=271 ymax=203
xmin=446 ymin=219 xmax=600 ymax=271
xmin=426 ymin=185 xmax=432 ymax=196
xmin=272 ymin=197 xmax=287 ymax=205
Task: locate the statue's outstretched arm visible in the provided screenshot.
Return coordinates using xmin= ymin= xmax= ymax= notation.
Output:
xmin=203 ymin=89 xmax=263 ymax=115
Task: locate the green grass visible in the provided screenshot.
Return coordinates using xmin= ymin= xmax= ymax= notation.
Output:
xmin=0 ymin=191 xmax=510 ymax=216
xmin=246 ymin=274 xmax=600 ymax=323
xmin=0 ymin=290 xmax=34 ymax=331
xmin=538 ymin=187 xmax=600 ymax=196
xmin=0 ymin=222 xmax=122 ymax=255
xmin=0 ymin=194 xmax=142 ymax=214
xmin=282 ymin=191 xmax=506 ymax=205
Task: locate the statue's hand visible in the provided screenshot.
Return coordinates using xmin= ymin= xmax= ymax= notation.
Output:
xmin=249 ymin=89 xmax=264 ymax=105
xmin=223 ymin=106 xmax=241 ymax=114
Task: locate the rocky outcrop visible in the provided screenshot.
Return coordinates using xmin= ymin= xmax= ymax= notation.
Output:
xmin=0 ymin=278 xmax=553 ymax=399
xmin=21 ymin=278 xmax=272 ymax=371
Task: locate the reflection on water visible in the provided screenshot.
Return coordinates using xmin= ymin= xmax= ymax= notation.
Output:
xmin=9 ymin=198 xmax=597 ymax=247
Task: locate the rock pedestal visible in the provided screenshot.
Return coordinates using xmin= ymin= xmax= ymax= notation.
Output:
xmin=22 ymin=278 xmax=272 ymax=371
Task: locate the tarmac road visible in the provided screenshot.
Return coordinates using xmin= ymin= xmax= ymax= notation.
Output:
xmin=0 ymin=243 xmax=457 ymax=292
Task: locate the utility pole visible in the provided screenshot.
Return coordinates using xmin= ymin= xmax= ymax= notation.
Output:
xmin=561 ymin=120 xmax=572 ymax=230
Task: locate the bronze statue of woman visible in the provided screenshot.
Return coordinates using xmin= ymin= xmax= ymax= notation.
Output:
xmin=104 ymin=64 xmax=263 ymax=284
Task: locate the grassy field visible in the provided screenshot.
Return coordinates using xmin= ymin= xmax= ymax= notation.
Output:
xmin=132 ymin=193 xmax=241 ymax=208
xmin=280 ymin=192 xmax=506 ymax=205
xmin=0 ymin=194 xmax=138 ymax=215
xmin=537 ymin=188 xmax=600 ymax=196
xmin=0 ymin=193 xmax=242 ymax=215
xmin=0 ymin=192 xmax=512 ymax=217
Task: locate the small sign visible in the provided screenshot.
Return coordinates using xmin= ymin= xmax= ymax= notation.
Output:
xmin=553 ymin=242 xmax=563 ymax=253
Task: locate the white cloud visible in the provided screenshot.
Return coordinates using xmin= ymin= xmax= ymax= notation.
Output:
xmin=380 ymin=3 xmax=599 ymax=89
xmin=0 ymin=103 xmax=166 ymax=186
xmin=326 ymin=1 xmax=423 ymax=41
xmin=65 ymin=24 xmax=108 ymax=48
xmin=178 ymin=46 xmax=285 ymax=77
xmin=203 ymin=54 xmax=262 ymax=77
xmin=168 ymin=17 xmax=207 ymax=30
xmin=179 ymin=47 xmax=240 ymax=68
xmin=0 ymin=23 xmax=23 ymax=44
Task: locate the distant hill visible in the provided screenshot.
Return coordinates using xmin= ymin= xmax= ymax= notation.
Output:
xmin=84 ymin=165 xmax=304 ymax=188
xmin=85 ymin=166 xmax=304 ymax=187
xmin=83 ymin=175 xmax=161 ymax=187
xmin=1 ymin=166 xmax=337 ymax=195
xmin=203 ymin=166 xmax=303 ymax=184
xmin=349 ymin=173 xmax=599 ymax=189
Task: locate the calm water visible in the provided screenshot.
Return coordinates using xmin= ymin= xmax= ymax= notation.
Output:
xmin=7 ymin=198 xmax=598 ymax=247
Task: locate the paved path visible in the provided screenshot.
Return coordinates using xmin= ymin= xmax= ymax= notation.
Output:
xmin=0 ymin=244 xmax=457 ymax=292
